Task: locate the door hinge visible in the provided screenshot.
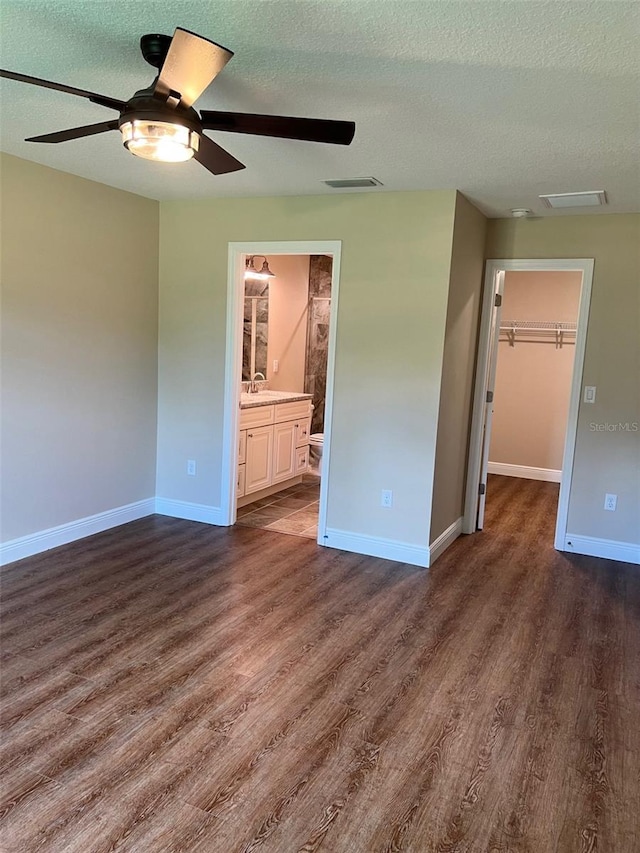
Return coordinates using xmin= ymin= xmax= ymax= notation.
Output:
xmin=479 ymin=483 xmax=486 ymax=495
xmin=494 ymin=293 xmax=502 ymax=307
xmin=486 ymin=390 xmax=494 ymax=403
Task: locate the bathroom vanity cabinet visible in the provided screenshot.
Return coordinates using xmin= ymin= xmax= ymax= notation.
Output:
xmin=237 ymin=395 xmax=312 ymax=504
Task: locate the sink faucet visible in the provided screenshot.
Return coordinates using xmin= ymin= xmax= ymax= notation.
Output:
xmin=250 ymin=372 xmax=266 ymax=393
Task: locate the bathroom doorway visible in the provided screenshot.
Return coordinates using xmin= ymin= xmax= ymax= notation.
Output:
xmin=464 ymin=259 xmax=593 ymax=551
xmin=220 ymin=241 xmax=342 ymax=545
xmin=236 ymin=253 xmax=331 ymax=538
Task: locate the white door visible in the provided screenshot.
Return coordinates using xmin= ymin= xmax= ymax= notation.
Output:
xmin=476 ymin=272 xmax=505 ymax=529
xmin=245 ymin=425 xmax=274 ymax=494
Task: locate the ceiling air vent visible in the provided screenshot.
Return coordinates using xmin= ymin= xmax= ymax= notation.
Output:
xmin=323 ymin=177 xmax=383 ymax=189
xmin=539 ymin=191 xmax=607 ymax=209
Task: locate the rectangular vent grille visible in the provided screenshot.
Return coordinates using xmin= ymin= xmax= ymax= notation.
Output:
xmin=539 ymin=191 xmax=607 ymax=209
xmin=323 ymin=177 xmax=383 ymax=189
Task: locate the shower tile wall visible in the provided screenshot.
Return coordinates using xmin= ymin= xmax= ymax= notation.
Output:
xmin=305 ymin=255 xmax=332 ymax=435
xmin=242 ymin=280 xmax=269 ymax=381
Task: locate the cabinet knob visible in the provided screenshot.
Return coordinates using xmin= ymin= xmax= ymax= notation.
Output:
xmin=248 ymin=433 xmax=253 ymax=438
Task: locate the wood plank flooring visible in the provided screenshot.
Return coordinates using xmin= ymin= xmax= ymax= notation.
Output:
xmin=1 ymin=475 xmax=638 ymax=852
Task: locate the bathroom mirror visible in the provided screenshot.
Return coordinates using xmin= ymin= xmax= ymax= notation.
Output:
xmin=242 ymin=280 xmax=269 ymax=381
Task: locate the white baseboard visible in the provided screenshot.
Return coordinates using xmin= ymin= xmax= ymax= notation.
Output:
xmin=323 ymin=528 xmax=429 ymax=568
xmin=429 ymin=517 xmax=463 ymax=565
xmin=488 ymin=462 xmax=562 ymax=483
xmin=155 ymin=498 xmax=226 ymax=526
xmin=563 ymin=534 xmax=640 ymax=565
xmin=0 ymin=498 xmax=156 ymax=567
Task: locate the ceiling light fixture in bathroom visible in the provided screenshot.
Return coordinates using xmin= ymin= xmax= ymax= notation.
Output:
xmin=245 ymin=255 xmax=276 ymax=280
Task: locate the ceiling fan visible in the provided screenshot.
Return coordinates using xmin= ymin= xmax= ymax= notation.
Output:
xmin=0 ymin=27 xmax=356 ymax=175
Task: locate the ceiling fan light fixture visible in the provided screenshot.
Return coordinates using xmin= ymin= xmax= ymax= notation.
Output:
xmin=1 ymin=25 xmax=355 ymax=178
xmin=120 ymin=119 xmax=199 ymax=162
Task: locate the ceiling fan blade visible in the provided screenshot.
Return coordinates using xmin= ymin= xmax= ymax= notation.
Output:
xmin=154 ymin=28 xmax=233 ymax=108
xmin=194 ymin=134 xmax=245 ymax=175
xmin=199 ymin=111 xmax=356 ymax=145
xmin=25 ymin=120 xmax=119 ymax=144
xmin=0 ymin=69 xmax=125 ymax=112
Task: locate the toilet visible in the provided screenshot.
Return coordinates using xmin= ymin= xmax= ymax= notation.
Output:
xmin=308 ymin=433 xmax=323 ymax=475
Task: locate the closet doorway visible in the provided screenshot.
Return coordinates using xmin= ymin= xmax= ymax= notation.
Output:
xmin=464 ymin=259 xmax=594 ymax=551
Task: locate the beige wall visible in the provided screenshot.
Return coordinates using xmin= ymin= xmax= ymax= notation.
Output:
xmin=490 ymin=271 xmax=581 ymax=471
xmin=430 ymin=193 xmax=487 ymax=542
xmin=4 ymin=153 xmax=633 ymax=558
xmin=0 ymin=154 xmax=159 ymax=542
xmin=486 ymin=215 xmax=640 ymax=544
xmin=158 ymin=191 xmax=458 ymax=548
xmin=266 ymin=254 xmax=310 ymax=392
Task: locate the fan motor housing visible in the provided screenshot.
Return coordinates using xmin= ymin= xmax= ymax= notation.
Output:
xmin=119 ymin=90 xmax=202 ymax=135
xmin=140 ymin=33 xmax=173 ymax=69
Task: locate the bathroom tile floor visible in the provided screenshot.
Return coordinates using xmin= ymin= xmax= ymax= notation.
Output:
xmin=235 ymin=474 xmax=320 ymax=539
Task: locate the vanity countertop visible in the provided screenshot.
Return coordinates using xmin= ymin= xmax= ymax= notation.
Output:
xmin=240 ymin=390 xmax=313 ymax=409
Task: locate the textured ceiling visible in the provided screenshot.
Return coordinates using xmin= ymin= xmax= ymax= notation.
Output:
xmin=1 ymin=1 xmax=638 ymax=216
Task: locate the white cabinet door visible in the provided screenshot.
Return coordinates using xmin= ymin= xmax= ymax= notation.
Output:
xmin=272 ymin=421 xmax=296 ymax=483
xmin=238 ymin=430 xmax=247 ymax=465
xmin=237 ymin=464 xmax=246 ymax=497
xmin=295 ymin=445 xmax=309 ymax=474
xmin=245 ymin=425 xmax=274 ymax=494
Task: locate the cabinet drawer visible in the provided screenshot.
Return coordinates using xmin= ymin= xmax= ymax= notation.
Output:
xmin=275 ymin=400 xmax=311 ymax=423
xmin=238 ymin=430 xmax=247 ymax=464
xmin=295 ymin=417 xmax=311 ymax=447
xmin=237 ymin=464 xmax=246 ymax=497
xmin=240 ymin=405 xmax=275 ymax=430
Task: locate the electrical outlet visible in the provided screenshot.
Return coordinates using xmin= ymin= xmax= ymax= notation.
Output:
xmin=584 ymin=386 xmax=596 ymax=404
xmin=273 ymin=359 xmax=279 ymax=374
xmin=381 ymin=489 xmax=393 ymax=508
xmin=187 ymin=459 xmax=196 ymax=476
xmin=604 ymin=493 xmax=617 ymax=511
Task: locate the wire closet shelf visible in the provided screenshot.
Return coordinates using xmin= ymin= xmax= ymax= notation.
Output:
xmin=499 ymin=320 xmax=577 ymax=348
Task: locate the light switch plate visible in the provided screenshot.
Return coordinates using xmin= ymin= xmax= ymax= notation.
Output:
xmin=584 ymin=386 xmax=596 ymax=403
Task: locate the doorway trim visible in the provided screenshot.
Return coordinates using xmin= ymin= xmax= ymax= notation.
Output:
xmin=463 ymin=258 xmax=594 ymax=550
xmin=221 ymin=240 xmax=342 ymax=544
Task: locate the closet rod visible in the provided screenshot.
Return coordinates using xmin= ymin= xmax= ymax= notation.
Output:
xmin=499 ymin=320 xmax=576 ymax=348
xmin=499 ymin=320 xmax=577 ymax=332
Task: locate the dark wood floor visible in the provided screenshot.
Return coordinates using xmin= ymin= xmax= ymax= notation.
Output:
xmin=1 ymin=476 xmax=638 ymax=852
